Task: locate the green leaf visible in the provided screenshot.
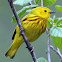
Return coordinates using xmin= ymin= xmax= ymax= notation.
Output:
xmin=50 ymin=27 xmax=62 ymax=50
xmin=51 ymin=37 xmax=62 ymax=51
xmin=48 ymin=17 xmax=62 ymax=50
xmin=56 ymin=17 xmax=62 ymax=27
xmin=12 ymin=5 xmax=38 ymax=24
xmin=52 ymin=17 xmax=62 ymax=27
xmin=36 ymin=0 xmax=40 ymax=3
xmin=37 ymin=57 xmax=48 ymax=62
xmin=13 ymin=0 xmax=32 ymax=6
xmin=50 ymin=27 xmax=62 ymax=37
xmin=47 ymin=16 xmax=62 ymax=28
xmin=43 ymin=0 xmax=56 ymax=6
xmin=54 ymin=18 xmax=58 ymax=23
xmin=35 ymin=0 xmax=56 ymax=6
xmin=47 ymin=18 xmax=52 ymax=28
xmin=55 ymin=5 xmax=62 ymax=12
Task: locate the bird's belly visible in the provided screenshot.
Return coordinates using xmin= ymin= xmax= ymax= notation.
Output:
xmin=25 ymin=30 xmax=40 ymax=42
xmin=24 ymin=23 xmax=46 ymax=42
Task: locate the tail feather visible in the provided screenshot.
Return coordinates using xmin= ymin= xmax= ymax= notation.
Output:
xmin=5 ymin=34 xmax=24 ymax=59
xmin=5 ymin=47 xmax=18 ymax=59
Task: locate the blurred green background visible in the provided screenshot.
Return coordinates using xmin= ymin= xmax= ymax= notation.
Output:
xmin=0 ymin=0 xmax=62 ymax=62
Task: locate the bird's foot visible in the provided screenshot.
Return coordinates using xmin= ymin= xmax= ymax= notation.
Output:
xmin=20 ymin=27 xmax=24 ymax=32
xmin=26 ymin=46 xmax=34 ymax=52
xmin=30 ymin=46 xmax=34 ymax=52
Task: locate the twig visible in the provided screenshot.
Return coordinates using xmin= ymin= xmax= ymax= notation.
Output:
xmin=28 ymin=1 xmax=32 ymax=5
xmin=8 ymin=0 xmax=37 ymax=62
xmin=50 ymin=45 xmax=62 ymax=62
xmin=46 ymin=28 xmax=51 ymax=62
xmin=41 ymin=0 xmax=51 ymax=62
xmin=41 ymin=0 xmax=51 ymax=61
xmin=41 ymin=0 xmax=43 ymax=7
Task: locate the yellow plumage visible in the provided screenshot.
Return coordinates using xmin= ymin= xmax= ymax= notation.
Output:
xmin=5 ymin=7 xmax=53 ymax=59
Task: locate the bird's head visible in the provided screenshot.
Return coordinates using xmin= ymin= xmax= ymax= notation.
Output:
xmin=30 ymin=7 xmax=55 ymax=19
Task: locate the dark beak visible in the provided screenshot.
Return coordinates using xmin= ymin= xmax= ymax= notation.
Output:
xmin=49 ymin=11 xmax=56 ymax=14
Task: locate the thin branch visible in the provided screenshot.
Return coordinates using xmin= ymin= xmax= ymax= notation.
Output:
xmin=41 ymin=0 xmax=62 ymax=62
xmin=41 ymin=0 xmax=43 ymax=7
xmin=28 ymin=1 xmax=32 ymax=5
xmin=41 ymin=0 xmax=51 ymax=62
xmin=8 ymin=0 xmax=37 ymax=62
xmin=46 ymin=28 xmax=51 ymax=62
xmin=50 ymin=45 xmax=62 ymax=62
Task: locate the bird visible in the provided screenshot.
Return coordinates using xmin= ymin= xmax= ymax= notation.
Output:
xmin=5 ymin=7 xmax=55 ymax=59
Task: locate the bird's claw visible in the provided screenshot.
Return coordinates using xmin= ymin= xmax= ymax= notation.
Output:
xmin=26 ymin=46 xmax=34 ymax=52
xmin=30 ymin=46 xmax=34 ymax=52
xmin=19 ymin=27 xmax=24 ymax=32
xmin=19 ymin=27 xmax=24 ymax=36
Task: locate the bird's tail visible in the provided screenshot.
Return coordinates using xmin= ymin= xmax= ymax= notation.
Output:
xmin=5 ymin=46 xmax=17 ymax=59
xmin=5 ymin=39 xmax=24 ymax=59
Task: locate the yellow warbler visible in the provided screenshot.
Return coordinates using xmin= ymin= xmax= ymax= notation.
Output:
xmin=5 ymin=7 xmax=55 ymax=59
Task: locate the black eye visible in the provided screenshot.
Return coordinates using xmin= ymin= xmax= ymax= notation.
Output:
xmin=44 ymin=10 xmax=47 ymax=12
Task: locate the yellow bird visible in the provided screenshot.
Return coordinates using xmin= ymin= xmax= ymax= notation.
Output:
xmin=5 ymin=7 xmax=55 ymax=59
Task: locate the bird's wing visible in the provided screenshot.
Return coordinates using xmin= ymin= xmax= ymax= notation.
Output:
xmin=12 ymin=29 xmax=16 ymax=40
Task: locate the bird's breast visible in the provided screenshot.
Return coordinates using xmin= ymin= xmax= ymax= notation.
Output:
xmin=23 ymin=19 xmax=47 ymax=42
